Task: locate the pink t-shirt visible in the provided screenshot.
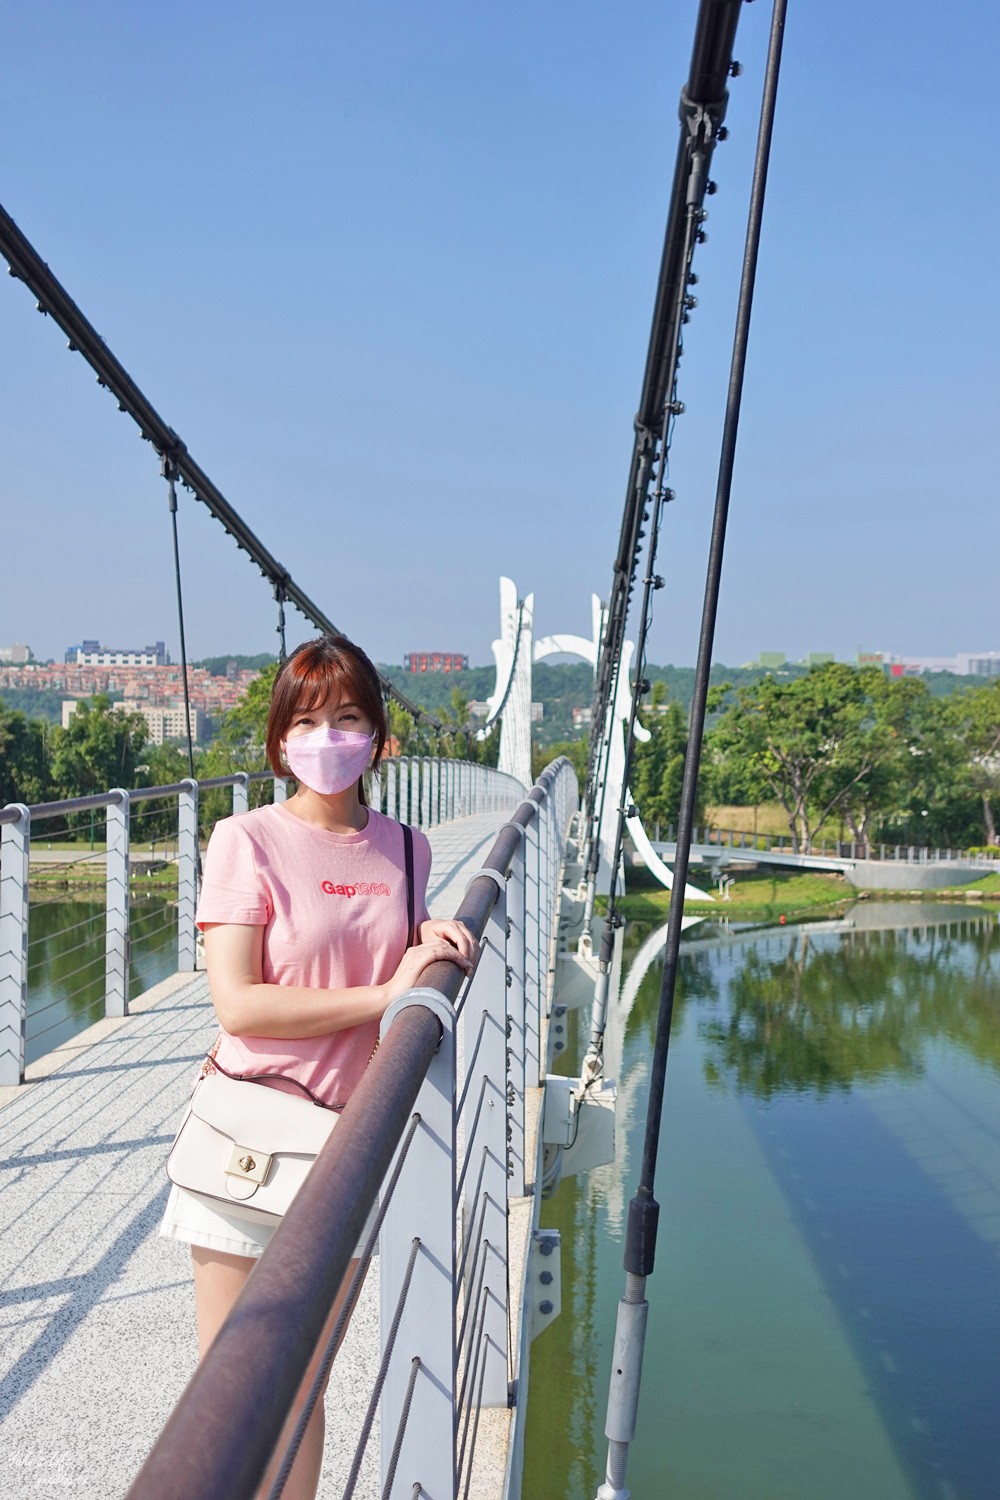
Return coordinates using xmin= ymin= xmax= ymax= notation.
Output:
xmin=195 ymin=802 xmax=431 ymax=1108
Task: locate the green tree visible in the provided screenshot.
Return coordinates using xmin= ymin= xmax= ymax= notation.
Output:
xmin=134 ymin=741 xmax=201 ymax=843
xmin=532 ymin=737 xmax=587 ymax=784
xmin=630 ymin=682 xmax=701 ymax=833
xmin=0 ymin=699 xmax=51 ymax=805
xmin=202 ymin=662 xmax=278 ymax=775
xmin=859 ymin=677 xmax=978 ymax=850
xmin=49 ymin=696 xmax=148 ymax=799
xmin=953 ymin=680 xmax=1000 ymax=845
xmin=708 ymin=664 xmax=885 ymax=852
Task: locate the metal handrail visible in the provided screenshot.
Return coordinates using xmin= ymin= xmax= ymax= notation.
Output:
xmin=126 ymin=1006 xmax=442 ymax=1500
xmin=656 ymin=824 xmax=998 ymax=867
xmin=0 ymin=771 xmax=277 ymax=825
xmin=126 ymin=756 xmax=574 ymax=1500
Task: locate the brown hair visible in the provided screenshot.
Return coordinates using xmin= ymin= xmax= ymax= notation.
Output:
xmin=266 ymin=636 xmax=388 ymax=802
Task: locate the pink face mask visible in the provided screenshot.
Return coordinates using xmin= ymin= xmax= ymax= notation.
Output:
xmin=282 ymin=726 xmax=375 ymax=795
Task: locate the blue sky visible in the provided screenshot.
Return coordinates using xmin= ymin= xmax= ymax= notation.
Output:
xmin=1 ymin=0 xmax=997 ymax=670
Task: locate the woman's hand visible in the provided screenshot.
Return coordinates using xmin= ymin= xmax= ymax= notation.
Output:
xmin=418 ymin=918 xmax=480 ymax=964
xmin=385 ymin=933 xmax=477 ymax=1003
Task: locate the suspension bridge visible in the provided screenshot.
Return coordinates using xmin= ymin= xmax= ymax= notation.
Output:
xmin=2 ymin=2 xmax=992 ymax=1498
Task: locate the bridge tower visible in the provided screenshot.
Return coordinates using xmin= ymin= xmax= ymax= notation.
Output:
xmin=489 ymin=581 xmax=707 ymax=901
xmin=483 ymin=576 xmax=534 ymax=791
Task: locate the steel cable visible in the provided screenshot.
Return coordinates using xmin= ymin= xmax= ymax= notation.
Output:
xmin=264 ymin=1113 xmax=421 ymax=1500
xmin=339 ymin=1237 xmax=422 ymax=1500
xmin=597 ymin=4 xmax=788 ymax=1493
xmin=380 ymin=1357 xmax=421 ymax=1500
xmin=459 ymin=1337 xmax=490 ymax=1500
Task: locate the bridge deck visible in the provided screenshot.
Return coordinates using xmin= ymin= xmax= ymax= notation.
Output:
xmin=653 ymin=839 xmax=992 ymax=890
xmin=0 ymin=812 xmax=505 ymax=1500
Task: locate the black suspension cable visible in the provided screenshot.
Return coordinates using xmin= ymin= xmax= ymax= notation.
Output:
xmin=0 ymin=201 xmax=443 ymax=731
xmin=164 ymin=459 xmax=197 ymax=782
xmin=596 ymin=4 xmax=788 ymax=1494
xmin=580 ymin=0 xmax=742 ymax=883
xmin=633 ymin=0 xmax=786 ymax=1249
xmin=593 ymin=188 xmax=701 ymax=961
xmin=273 ymin=581 xmax=288 ymax=662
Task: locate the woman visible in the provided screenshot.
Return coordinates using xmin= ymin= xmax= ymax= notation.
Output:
xmin=160 ymin=634 xmax=476 ymax=1499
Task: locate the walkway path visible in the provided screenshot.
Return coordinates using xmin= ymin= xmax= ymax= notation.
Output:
xmin=0 ymin=812 xmax=505 ymax=1500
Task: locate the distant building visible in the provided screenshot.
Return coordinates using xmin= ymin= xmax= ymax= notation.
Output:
xmin=463 ymin=699 xmax=539 ymax=724
xmin=62 ymin=696 xmax=204 ymax=744
xmin=757 ymin=652 xmax=787 ymax=670
xmin=0 ymin=643 xmax=31 ymax=664
xmin=858 ymin=650 xmax=1000 ymax=678
xmin=965 ymin=653 xmax=1000 ymax=677
xmin=572 ymin=706 xmax=593 ymax=728
xmin=403 ymin=652 xmax=469 ymax=673
xmin=61 ymin=698 xmax=90 ymax=729
xmin=66 ymin=640 xmax=169 ymax=667
xmin=121 ymin=699 xmax=204 ymax=745
xmin=804 ymin=652 xmax=834 ymax=667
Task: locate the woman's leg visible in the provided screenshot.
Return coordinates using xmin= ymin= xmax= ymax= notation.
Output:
xmin=192 ymin=1248 xmax=365 ymax=1500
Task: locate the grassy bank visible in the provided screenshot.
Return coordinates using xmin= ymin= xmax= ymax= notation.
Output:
xmin=605 ymin=866 xmax=1000 ymax=924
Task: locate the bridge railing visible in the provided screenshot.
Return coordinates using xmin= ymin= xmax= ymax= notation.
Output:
xmin=655 ymin=823 xmax=999 ymax=867
xmin=0 ymin=756 xmax=524 ymax=1087
xmin=125 ymin=755 xmax=578 ymax=1500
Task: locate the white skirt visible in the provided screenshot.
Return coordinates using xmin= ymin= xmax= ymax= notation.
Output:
xmin=160 ymin=1182 xmax=379 ymax=1261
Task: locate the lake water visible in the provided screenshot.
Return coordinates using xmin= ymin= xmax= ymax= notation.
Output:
xmin=25 ymin=895 xmax=178 ymax=1064
xmin=524 ymin=904 xmax=1000 ymax=1500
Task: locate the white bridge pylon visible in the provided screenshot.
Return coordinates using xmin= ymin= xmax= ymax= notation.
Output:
xmin=485 ymin=578 xmax=710 ymax=902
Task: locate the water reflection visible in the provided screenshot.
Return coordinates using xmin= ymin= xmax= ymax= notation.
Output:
xmin=25 ymin=895 xmax=178 ymax=1063
xmin=524 ymin=904 xmax=1000 ymax=1500
xmin=697 ymin=914 xmax=1000 ymax=1099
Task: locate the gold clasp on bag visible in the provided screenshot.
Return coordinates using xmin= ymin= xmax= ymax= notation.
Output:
xmin=225 ymin=1144 xmax=272 ymax=1185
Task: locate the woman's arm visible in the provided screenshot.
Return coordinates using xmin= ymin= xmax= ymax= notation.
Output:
xmin=202 ymin=923 xmax=473 ymax=1039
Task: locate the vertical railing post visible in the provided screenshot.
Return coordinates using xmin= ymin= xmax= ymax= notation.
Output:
xmin=379 ymin=989 xmax=456 ymax=1500
xmin=462 ymin=876 xmax=510 ymax=1406
xmin=0 ymin=804 xmax=30 ymax=1087
xmin=178 ymin=779 xmax=199 ymax=971
xmin=524 ymin=811 xmax=543 ymax=1090
xmin=272 ymin=776 xmax=288 ymax=804
xmin=399 ymin=758 xmax=410 ymax=824
xmin=105 ymin=791 xmax=130 ymax=1019
xmin=431 ymin=759 xmax=440 ymax=827
xmin=422 ymin=758 xmax=432 ymax=829
xmin=386 ymin=759 xmax=397 ymax=822
xmin=232 ymin=772 xmax=250 ymax=816
xmin=447 ymin=760 xmax=455 ymax=821
xmin=506 ymin=831 xmax=528 ymax=1198
xmin=411 ymin=759 xmax=421 ymax=828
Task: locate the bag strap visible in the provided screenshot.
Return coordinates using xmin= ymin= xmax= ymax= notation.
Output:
xmin=205 ymin=1052 xmax=344 ymax=1111
xmin=402 ymin=822 xmax=415 ymax=948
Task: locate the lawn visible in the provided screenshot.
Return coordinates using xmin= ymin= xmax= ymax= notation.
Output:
xmin=608 ymin=868 xmax=855 ymax=923
xmin=609 ymin=866 xmax=1000 ymax=923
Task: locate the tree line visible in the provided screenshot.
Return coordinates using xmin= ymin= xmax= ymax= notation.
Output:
xmin=632 ymin=664 xmax=1000 ymax=852
xmin=4 ymin=661 xmax=998 ymax=853
xmin=0 ymin=668 xmax=499 ymax=835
